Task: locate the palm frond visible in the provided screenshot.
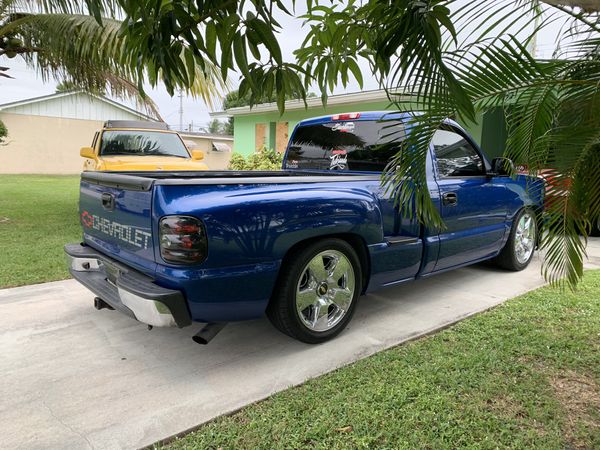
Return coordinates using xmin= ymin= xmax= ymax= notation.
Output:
xmin=382 ymin=111 xmax=447 ymax=227
xmin=3 ymin=11 xmax=226 ymax=117
xmin=376 ymin=2 xmax=600 ymax=289
xmin=6 ymin=0 xmax=119 ymax=16
xmin=11 ymin=14 xmax=133 ymax=91
xmin=174 ymin=52 xmax=228 ymax=109
xmin=450 ymin=0 xmax=546 ymax=49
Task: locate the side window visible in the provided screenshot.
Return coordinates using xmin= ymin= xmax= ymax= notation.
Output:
xmin=432 ymin=129 xmax=485 ymax=177
xmin=91 ymin=132 xmax=99 ymax=149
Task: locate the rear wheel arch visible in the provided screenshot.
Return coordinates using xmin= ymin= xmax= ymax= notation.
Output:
xmin=275 ymin=233 xmax=371 ymax=297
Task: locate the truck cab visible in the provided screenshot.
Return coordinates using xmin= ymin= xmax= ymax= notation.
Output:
xmin=80 ymin=120 xmax=208 ymax=172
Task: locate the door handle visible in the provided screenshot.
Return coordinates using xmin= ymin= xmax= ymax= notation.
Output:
xmin=442 ymin=192 xmax=458 ymax=206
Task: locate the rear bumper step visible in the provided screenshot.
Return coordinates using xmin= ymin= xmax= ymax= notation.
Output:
xmin=64 ymin=243 xmax=192 ymax=328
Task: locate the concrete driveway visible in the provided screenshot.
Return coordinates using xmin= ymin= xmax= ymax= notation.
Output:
xmin=2 ymin=240 xmax=599 ymax=450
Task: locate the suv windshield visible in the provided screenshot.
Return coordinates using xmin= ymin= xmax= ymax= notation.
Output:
xmin=99 ymin=131 xmax=190 ymax=158
xmin=285 ymin=120 xmax=406 ymax=172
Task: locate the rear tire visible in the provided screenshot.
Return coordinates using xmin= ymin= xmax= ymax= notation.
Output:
xmin=267 ymin=239 xmax=362 ymax=344
xmin=494 ymin=208 xmax=537 ymax=271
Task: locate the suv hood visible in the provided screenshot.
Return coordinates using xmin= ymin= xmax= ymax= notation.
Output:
xmin=99 ymin=155 xmax=208 ymax=171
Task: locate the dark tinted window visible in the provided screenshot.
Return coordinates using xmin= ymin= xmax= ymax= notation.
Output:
xmin=285 ymin=120 xmax=405 ymax=172
xmin=100 ymin=131 xmax=190 ymax=158
xmin=432 ymin=129 xmax=485 ymax=177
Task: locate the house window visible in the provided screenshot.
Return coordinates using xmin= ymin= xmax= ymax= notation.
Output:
xmin=255 ymin=123 xmax=267 ymax=149
xmin=276 ymin=122 xmax=289 ymax=153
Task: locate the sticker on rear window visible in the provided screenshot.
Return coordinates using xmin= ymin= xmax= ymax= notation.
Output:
xmin=331 ymin=122 xmax=355 ymax=133
xmin=329 ymin=149 xmax=348 ymax=170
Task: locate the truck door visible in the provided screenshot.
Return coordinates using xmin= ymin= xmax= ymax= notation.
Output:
xmin=430 ymin=126 xmax=510 ymax=272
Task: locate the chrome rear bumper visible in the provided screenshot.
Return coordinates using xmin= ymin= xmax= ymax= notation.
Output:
xmin=64 ymin=243 xmax=191 ymax=328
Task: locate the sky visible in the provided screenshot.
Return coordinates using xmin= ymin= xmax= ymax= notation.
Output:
xmin=0 ymin=2 xmax=570 ymax=132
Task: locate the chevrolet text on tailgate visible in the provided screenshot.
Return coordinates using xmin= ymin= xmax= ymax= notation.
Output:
xmin=65 ymin=112 xmax=544 ymax=344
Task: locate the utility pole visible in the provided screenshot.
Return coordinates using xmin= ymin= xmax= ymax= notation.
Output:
xmin=528 ymin=11 xmax=540 ymax=58
xmin=178 ymin=89 xmax=183 ymax=131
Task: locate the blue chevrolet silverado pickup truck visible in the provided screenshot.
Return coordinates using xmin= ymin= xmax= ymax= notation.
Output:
xmin=65 ymin=112 xmax=543 ymax=344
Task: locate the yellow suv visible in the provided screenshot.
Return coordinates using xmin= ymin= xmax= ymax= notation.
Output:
xmin=80 ymin=121 xmax=209 ymax=171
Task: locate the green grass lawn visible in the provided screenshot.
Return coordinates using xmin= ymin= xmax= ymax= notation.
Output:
xmin=165 ymin=270 xmax=600 ymax=450
xmin=0 ymin=175 xmax=81 ymax=288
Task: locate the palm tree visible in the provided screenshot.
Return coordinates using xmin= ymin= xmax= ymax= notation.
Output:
xmin=0 ymin=0 xmax=226 ymax=119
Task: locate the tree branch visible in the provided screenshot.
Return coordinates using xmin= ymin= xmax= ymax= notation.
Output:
xmin=541 ymin=0 xmax=600 ymax=12
xmin=0 ymin=46 xmax=43 ymax=56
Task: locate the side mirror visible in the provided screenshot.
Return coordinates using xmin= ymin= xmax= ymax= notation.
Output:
xmin=80 ymin=146 xmax=96 ymax=159
xmin=191 ymin=149 xmax=204 ymax=161
xmin=491 ymin=157 xmax=515 ymax=177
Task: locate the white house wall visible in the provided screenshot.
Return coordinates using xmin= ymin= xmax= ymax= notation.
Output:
xmin=0 ymin=113 xmax=105 ymax=174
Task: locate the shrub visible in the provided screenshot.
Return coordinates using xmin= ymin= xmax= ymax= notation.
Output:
xmin=228 ymin=146 xmax=283 ymax=170
xmin=0 ymin=120 xmax=7 ymax=145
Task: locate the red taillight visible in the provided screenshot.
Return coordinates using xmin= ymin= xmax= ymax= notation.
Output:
xmin=174 ymin=223 xmax=200 ymax=234
xmin=159 ymin=216 xmax=207 ymax=264
xmin=332 ymin=112 xmax=361 ymax=120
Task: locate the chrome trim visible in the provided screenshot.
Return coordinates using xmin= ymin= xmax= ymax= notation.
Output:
xmin=515 ymin=211 xmax=536 ymax=264
xmin=68 ymin=255 xmax=102 ymax=272
xmin=385 ymin=236 xmax=419 ymax=245
xmin=295 ymin=250 xmax=356 ymax=332
xmin=68 ymin=253 xmax=177 ymax=328
xmin=118 ymin=287 xmax=176 ymax=327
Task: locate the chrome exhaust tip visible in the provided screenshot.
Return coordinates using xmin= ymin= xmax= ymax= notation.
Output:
xmin=192 ymin=322 xmax=227 ymax=345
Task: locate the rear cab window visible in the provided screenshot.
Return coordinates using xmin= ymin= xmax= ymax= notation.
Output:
xmin=285 ymin=119 xmax=406 ymax=172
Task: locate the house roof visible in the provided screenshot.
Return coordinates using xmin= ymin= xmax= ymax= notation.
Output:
xmin=179 ymin=131 xmax=234 ymax=141
xmin=210 ymin=88 xmax=400 ymax=118
xmin=0 ymin=90 xmax=157 ymax=121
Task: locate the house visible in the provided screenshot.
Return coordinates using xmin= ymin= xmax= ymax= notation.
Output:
xmin=0 ymin=91 xmax=233 ymax=173
xmin=179 ymin=131 xmax=233 ymax=171
xmin=210 ymin=89 xmax=507 ymax=159
xmin=0 ymin=91 xmax=156 ymax=174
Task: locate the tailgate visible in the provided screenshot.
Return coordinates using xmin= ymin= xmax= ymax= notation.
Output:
xmin=79 ymin=173 xmax=156 ymax=273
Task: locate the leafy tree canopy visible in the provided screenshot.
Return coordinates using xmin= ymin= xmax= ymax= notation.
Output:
xmin=205 ymin=118 xmax=231 ymax=135
xmin=223 ymin=89 xmax=317 ymax=110
xmin=55 ymin=79 xmax=106 ymax=95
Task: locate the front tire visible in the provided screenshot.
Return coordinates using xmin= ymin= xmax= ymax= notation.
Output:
xmin=494 ymin=208 xmax=537 ymax=271
xmin=267 ymin=239 xmax=362 ymax=344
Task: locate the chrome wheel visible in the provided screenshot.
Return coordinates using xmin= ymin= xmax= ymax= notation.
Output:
xmin=295 ymin=250 xmax=356 ymax=332
xmin=514 ymin=212 xmax=536 ymax=264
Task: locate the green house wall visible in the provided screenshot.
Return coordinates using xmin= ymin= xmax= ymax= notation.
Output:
xmin=231 ymin=99 xmax=486 ymax=157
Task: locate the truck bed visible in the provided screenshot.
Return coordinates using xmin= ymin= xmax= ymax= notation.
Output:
xmin=81 ymin=170 xmax=381 ymax=191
